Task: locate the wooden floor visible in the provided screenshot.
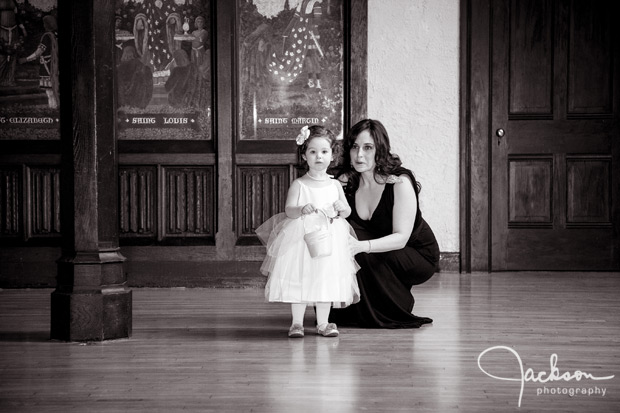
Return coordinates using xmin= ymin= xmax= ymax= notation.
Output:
xmin=1 ymin=272 xmax=619 ymax=412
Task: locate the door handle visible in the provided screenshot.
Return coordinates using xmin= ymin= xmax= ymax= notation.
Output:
xmin=496 ymin=128 xmax=505 ymax=145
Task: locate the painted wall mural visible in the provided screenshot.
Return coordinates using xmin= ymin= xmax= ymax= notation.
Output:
xmin=115 ymin=0 xmax=212 ymax=140
xmin=0 ymin=0 xmax=59 ymax=140
xmin=239 ymin=0 xmax=344 ymax=140
xmin=0 ymin=0 xmax=341 ymax=142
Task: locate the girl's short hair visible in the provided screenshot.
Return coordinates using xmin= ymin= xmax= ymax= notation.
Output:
xmin=297 ymin=125 xmax=343 ymax=169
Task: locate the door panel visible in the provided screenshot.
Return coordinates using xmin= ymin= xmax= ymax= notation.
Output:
xmin=508 ymin=0 xmax=553 ymax=117
xmin=234 ymin=0 xmax=346 ymax=250
xmin=236 ymin=165 xmax=290 ymax=244
xmin=491 ymin=0 xmax=619 ymax=270
xmin=163 ymin=167 xmax=216 ymax=239
xmin=567 ymin=3 xmax=613 ymax=115
xmin=119 ymin=166 xmax=157 ymax=239
xmin=566 ymin=157 xmax=611 ymax=225
xmin=117 ymin=0 xmax=216 ymax=249
xmin=508 ymin=157 xmax=553 ymax=226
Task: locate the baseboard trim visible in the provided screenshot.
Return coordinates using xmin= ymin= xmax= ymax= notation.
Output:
xmin=1 ymin=249 xmax=461 ymax=288
xmin=438 ymin=252 xmax=460 ymax=273
xmin=126 ymin=252 xmax=461 ymax=288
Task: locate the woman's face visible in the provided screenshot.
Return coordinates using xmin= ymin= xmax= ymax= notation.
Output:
xmin=350 ymin=130 xmax=376 ymax=173
xmin=303 ymin=137 xmax=333 ymax=173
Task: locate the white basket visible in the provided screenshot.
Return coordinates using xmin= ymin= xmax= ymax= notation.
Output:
xmin=302 ymin=209 xmax=332 ymax=258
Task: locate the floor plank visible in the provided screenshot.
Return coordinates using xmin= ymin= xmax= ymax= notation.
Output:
xmin=1 ymin=272 xmax=619 ymax=412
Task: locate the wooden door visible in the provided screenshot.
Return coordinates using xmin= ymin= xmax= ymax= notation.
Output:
xmin=490 ymin=0 xmax=619 ymax=270
xmin=232 ymin=0 xmax=353 ymax=254
xmin=117 ymin=0 xmax=367 ymax=285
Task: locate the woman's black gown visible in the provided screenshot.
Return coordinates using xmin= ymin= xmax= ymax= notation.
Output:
xmin=329 ymin=168 xmax=440 ymax=328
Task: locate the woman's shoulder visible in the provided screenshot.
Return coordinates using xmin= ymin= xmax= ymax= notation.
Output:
xmin=385 ymin=175 xmax=404 ymax=184
xmin=387 ymin=175 xmax=415 ymax=187
xmin=385 ymin=169 xmax=416 ymax=201
xmin=388 ymin=167 xmax=416 ymax=185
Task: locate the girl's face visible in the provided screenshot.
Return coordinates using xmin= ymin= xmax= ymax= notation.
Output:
xmin=303 ymin=137 xmax=334 ymax=173
xmin=350 ymin=130 xmax=376 ymax=173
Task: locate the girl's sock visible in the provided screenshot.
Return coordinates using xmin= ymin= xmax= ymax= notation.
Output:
xmin=291 ymin=303 xmax=307 ymax=326
xmin=315 ymin=302 xmax=331 ymax=328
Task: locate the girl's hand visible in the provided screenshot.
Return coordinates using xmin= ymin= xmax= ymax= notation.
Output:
xmin=333 ymin=200 xmax=346 ymax=213
xmin=301 ymin=203 xmax=317 ymax=215
xmin=349 ymin=238 xmax=370 ymax=256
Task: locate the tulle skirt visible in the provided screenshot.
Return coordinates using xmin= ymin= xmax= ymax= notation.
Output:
xmin=256 ymin=213 xmax=360 ymax=308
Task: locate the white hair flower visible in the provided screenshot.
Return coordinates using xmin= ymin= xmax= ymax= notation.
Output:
xmin=296 ymin=125 xmax=310 ymax=145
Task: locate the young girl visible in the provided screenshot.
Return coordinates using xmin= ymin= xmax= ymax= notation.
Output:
xmin=256 ymin=125 xmax=360 ymax=338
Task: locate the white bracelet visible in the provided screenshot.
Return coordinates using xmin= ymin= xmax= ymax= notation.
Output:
xmin=367 ymin=240 xmax=371 ymax=253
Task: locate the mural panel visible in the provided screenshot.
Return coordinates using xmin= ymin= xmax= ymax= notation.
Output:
xmin=239 ymin=0 xmax=344 ymax=140
xmin=0 ymin=0 xmax=59 ymax=140
xmin=115 ymin=0 xmax=212 ymax=140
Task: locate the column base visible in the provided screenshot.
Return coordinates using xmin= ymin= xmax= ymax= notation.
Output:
xmin=51 ymin=251 xmax=132 ymax=342
xmin=50 ymin=287 xmax=132 ymax=341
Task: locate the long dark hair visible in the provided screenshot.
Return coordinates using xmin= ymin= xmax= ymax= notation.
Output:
xmin=297 ymin=125 xmax=342 ymax=170
xmin=341 ymin=119 xmax=421 ymax=193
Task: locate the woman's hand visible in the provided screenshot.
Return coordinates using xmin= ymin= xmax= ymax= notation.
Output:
xmin=301 ymin=203 xmax=318 ymax=215
xmin=349 ymin=238 xmax=370 ymax=256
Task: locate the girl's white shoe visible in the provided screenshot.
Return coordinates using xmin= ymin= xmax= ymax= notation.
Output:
xmin=317 ymin=323 xmax=339 ymax=337
xmin=288 ymin=324 xmax=305 ymax=338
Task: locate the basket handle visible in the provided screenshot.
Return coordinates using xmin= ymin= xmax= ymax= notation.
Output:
xmin=302 ymin=208 xmax=330 ymax=233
